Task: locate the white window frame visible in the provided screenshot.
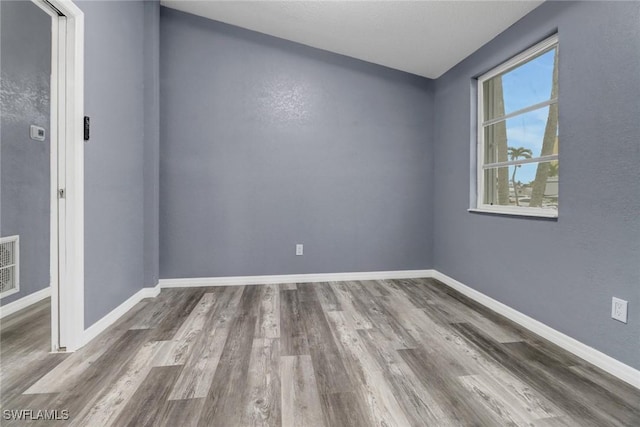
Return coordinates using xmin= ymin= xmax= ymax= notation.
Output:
xmin=472 ymin=34 xmax=559 ymax=218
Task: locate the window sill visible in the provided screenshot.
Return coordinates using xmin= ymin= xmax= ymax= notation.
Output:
xmin=468 ymin=207 xmax=558 ymax=219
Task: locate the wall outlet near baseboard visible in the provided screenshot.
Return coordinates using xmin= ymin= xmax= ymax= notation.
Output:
xmin=295 ymin=244 xmax=303 ymax=256
xmin=611 ymin=297 xmax=628 ymax=323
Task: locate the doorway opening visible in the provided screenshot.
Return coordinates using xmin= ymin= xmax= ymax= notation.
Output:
xmin=0 ymin=0 xmax=84 ymax=352
xmin=36 ymin=0 xmax=85 ymax=352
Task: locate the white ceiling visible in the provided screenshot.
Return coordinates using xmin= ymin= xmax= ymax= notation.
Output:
xmin=161 ymin=1 xmax=544 ymax=79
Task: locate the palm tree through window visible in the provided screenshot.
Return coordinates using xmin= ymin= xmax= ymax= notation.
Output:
xmin=476 ymin=35 xmax=559 ymax=216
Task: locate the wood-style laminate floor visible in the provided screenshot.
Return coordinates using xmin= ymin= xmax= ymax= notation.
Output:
xmin=1 ymin=279 xmax=639 ymax=426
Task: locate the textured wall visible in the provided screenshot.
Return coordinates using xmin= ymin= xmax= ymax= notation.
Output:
xmin=0 ymin=1 xmax=51 ymax=304
xmin=159 ymin=8 xmax=434 ymax=279
xmin=433 ymin=1 xmax=640 ymax=369
xmin=79 ymin=0 xmax=160 ymax=326
xmin=144 ymin=0 xmax=160 ymax=288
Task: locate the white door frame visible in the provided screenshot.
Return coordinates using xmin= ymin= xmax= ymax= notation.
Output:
xmin=32 ymin=0 xmax=84 ymax=352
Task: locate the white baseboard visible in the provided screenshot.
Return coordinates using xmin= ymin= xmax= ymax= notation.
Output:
xmin=0 ymin=287 xmax=51 ymax=319
xmin=158 ymin=269 xmax=435 ymax=288
xmin=79 ymin=268 xmax=639 ymax=390
xmin=81 ymin=284 xmax=160 ymax=346
xmin=430 ymin=270 xmax=640 ymax=390
xmin=79 ymin=271 xmax=432 ymax=349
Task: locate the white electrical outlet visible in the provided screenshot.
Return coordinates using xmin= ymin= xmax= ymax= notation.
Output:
xmin=295 ymin=244 xmax=303 ymax=256
xmin=611 ymin=297 xmax=628 ymax=323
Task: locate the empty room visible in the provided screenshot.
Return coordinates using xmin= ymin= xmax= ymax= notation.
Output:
xmin=0 ymin=0 xmax=638 ymax=425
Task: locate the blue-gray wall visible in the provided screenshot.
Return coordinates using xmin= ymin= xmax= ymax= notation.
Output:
xmin=79 ymin=0 xmax=160 ymax=326
xmin=0 ymin=0 xmax=51 ymax=305
xmin=159 ymin=8 xmax=434 ymax=279
xmin=8 ymin=0 xmax=634 ymax=373
xmin=144 ymin=0 xmax=160 ymax=288
xmin=433 ymin=1 xmax=640 ymax=369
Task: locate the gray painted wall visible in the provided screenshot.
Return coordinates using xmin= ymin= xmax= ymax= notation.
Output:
xmin=159 ymin=8 xmax=434 ymax=279
xmin=79 ymin=0 xmax=160 ymax=326
xmin=144 ymin=0 xmax=160 ymax=288
xmin=0 ymin=0 xmax=51 ymax=305
xmin=6 ymin=0 xmax=634 ymax=374
xmin=433 ymin=1 xmax=640 ymax=369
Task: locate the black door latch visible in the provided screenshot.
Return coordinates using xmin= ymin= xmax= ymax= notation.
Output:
xmin=84 ymin=116 xmax=90 ymax=141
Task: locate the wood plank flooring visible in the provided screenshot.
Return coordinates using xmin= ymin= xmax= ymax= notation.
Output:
xmin=1 ymin=279 xmax=639 ymax=426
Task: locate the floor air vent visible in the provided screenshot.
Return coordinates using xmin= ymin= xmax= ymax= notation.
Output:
xmin=0 ymin=235 xmax=19 ymax=298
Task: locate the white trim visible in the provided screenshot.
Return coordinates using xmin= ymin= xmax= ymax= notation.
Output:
xmin=476 ymin=34 xmax=559 ymax=218
xmin=430 ymin=270 xmax=640 ymax=390
xmin=0 ymin=287 xmax=51 ymax=319
xmin=49 ymin=9 xmax=61 ymax=353
xmin=79 ymin=271 xmax=432 ymax=347
xmin=478 ymin=34 xmax=559 ymax=82
xmin=60 ymin=0 xmax=84 ymax=352
xmin=0 ymin=235 xmax=20 ymax=299
xmin=477 ymin=64 xmax=485 ymax=210
xmin=78 ymin=269 xmax=640 ymax=390
xmin=0 ymin=287 xmax=20 ymax=300
xmin=482 ymin=98 xmax=558 ymax=127
xmin=158 ymin=270 xmax=436 ymax=288
xmin=33 ymin=0 xmax=85 ymax=352
xmin=483 ymin=155 xmax=558 ymax=169
xmin=469 ymin=206 xmax=558 ymax=219
xmin=81 ymin=285 xmax=161 ymax=347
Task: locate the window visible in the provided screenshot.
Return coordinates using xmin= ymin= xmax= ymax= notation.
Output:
xmin=475 ymin=35 xmax=559 ymax=218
